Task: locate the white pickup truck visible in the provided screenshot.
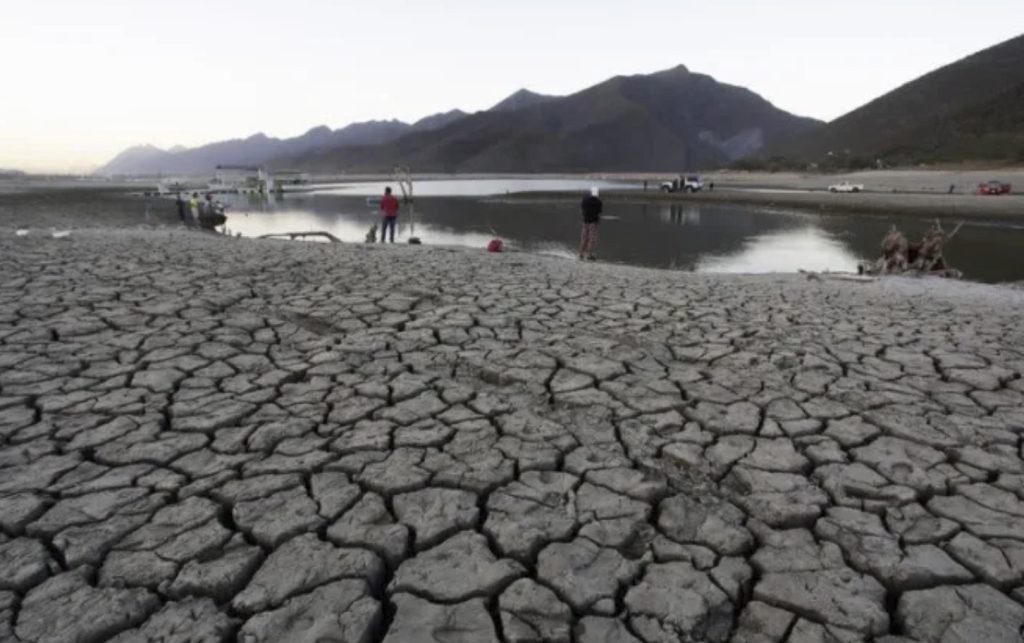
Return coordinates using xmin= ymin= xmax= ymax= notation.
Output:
xmin=661 ymin=175 xmax=704 ymax=193
xmin=828 ymin=181 xmax=864 ymax=193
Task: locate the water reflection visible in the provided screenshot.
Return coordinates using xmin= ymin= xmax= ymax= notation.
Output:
xmin=659 ymin=204 xmax=702 ymax=226
xmin=214 ymin=188 xmax=1024 ymax=283
xmin=696 ymin=228 xmax=860 ymax=274
xmin=317 ymin=178 xmax=637 ymax=197
xmin=225 ymin=208 xmax=496 ymax=248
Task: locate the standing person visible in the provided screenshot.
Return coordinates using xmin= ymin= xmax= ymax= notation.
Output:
xmin=579 ymin=187 xmax=602 ymax=261
xmin=379 ymin=186 xmax=400 ymax=243
xmin=643 ymin=180 xmax=648 ymax=191
xmin=175 ymin=193 xmax=186 ymax=222
xmin=189 ymin=193 xmax=200 ymax=225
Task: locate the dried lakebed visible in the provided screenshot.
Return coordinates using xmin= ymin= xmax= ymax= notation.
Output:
xmin=1 ymin=228 xmax=1023 ymax=643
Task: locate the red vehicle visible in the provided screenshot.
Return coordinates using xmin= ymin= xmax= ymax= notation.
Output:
xmin=976 ymin=180 xmax=1012 ymax=195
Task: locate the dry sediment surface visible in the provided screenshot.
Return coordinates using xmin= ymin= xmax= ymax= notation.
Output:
xmin=513 ymin=188 xmax=1024 ymax=221
xmin=611 ymin=189 xmax=1024 ymax=220
xmin=601 ymin=169 xmax=1024 ymax=195
xmin=1 ymin=228 xmax=1024 ymax=642
xmin=0 ymin=187 xmax=175 ymax=230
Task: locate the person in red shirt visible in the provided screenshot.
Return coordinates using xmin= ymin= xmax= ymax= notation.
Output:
xmin=379 ymin=186 xmax=400 ymax=243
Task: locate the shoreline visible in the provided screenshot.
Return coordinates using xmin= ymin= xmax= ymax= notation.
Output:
xmin=3 ymin=184 xmax=1023 ymax=286
xmin=4 ymin=223 xmax=1023 ymax=290
xmin=503 ymin=188 xmax=1024 ymax=222
xmin=6 ymin=169 xmax=1023 ymax=224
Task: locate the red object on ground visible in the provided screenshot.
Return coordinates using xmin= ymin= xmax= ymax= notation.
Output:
xmin=487 ymin=239 xmax=503 ymax=253
xmin=380 ymin=194 xmax=400 ymax=217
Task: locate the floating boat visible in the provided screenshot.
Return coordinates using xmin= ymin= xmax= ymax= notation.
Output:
xmin=198 ymin=212 xmax=227 ymax=230
xmin=156 ymin=178 xmax=189 ymax=195
xmin=272 ymin=171 xmax=314 ymax=193
xmin=209 ymin=165 xmax=272 ymax=194
xmin=195 ymin=201 xmax=228 ymax=231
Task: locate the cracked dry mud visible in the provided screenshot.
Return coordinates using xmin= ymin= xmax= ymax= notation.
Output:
xmin=1 ymin=228 xmax=1023 ymax=643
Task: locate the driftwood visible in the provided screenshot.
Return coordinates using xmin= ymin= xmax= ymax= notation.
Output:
xmin=798 ymin=270 xmax=880 ymax=282
xmin=391 ymin=166 xmax=414 ymax=204
xmin=259 ymin=231 xmax=340 ymax=243
xmin=391 ymin=165 xmax=417 ymax=236
xmin=860 ymin=220 xmax=963 ymax=278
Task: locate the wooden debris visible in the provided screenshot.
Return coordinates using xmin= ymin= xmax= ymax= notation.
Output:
xmin=799 ymin=269 xmax=876 ymax=283
xmin=860 ymin=221 xmax=963 ymax=278
xmin=258 ymin=231 xmax=341 ymax=243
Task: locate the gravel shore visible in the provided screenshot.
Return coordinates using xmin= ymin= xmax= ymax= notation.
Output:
xmin=1 ymin=227 xmax=1023 ymax=641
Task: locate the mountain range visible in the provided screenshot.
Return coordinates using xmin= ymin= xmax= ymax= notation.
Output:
xmin=98 ymin=111 xmax=467 ymax=175
xmin=773 ymin=33 xmax=1024 ymax=163
xmin=281 ymin=66 xmax=820 ymax=174
xmin=96 ymin=67 xmax=819 ymax=175
xmin=98 ymin=33 xmax=1024 ymax=175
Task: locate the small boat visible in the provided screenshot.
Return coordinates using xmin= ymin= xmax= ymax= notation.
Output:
xmin=197 ymin=202 xmax=228 ymax=231
xmin=273 ymin=171 xmax=314 ymax=193
xmin=156 ymin=178 xmax=189 ymax=195
xmin=198 ymin=212 xmax=227 ymax=230
xmin=209 ymin=165 xmax=272 ymax=194
xmin=366 ymin=196 xmax=381 ymax=208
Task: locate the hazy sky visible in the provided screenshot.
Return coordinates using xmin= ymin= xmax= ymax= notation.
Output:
xmin=2 ymin=1 xmax=1020 ymax=173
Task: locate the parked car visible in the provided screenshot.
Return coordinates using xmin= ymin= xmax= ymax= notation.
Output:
xmin=661 ymin=175 xmax=704 ymax=193
xmin=828 ymin=181 xmax=864 ymax=193
xmin=977 ymin=180 xmax=1012 ymax=195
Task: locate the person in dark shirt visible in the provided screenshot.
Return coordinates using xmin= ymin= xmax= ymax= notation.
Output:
xmin=579 ymin=187 xmax=603 ymax=261
xmin=175 ymin=193 xmax=186 ymax=222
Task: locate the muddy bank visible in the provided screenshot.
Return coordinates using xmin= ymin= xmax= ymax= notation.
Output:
xmin=507 ymin=187 xmax=1024 ymax=221
xmin=0 ymin=186 xmax=178 ymax=229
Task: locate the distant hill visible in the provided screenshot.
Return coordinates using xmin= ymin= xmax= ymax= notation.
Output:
xmin=934 ymin=81 xmax=1024 ymax=161
xmin=281 ymin=65 xmax=821 ymax=173
xmin=96 ymin=112 xmax=468 ymax=176
xmin=411 ymin=110 xmax=469 ymax=131
xmin=100 ymin=65 xmax=821 ymax=175
xmin=98 ymin=144 xmax=169 ymax=174
xmin=774 ymin=33 xmax=1024 ymax=164
xmin=489 ymin=89 xmax=556 ymax=112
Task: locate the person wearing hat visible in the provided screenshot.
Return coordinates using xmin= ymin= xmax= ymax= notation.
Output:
xmin=579 ymin=187 xmax=603 ymax=261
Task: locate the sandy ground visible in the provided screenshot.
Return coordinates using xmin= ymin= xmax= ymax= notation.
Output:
xmin=595 ymin=188 xmax=1024 ymax=220
xmin=305 ymin=168 xmax=1024 ymax=194
xmin=599 ymin=168 xmax=1024 ymax=194
xmin=502 ymin=168 xmax=1024 ymax=220
xmin=13 ymin=167 xmax=1024 ymax=194
xmin=0 ymin=186 xmax=178 ymax=229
